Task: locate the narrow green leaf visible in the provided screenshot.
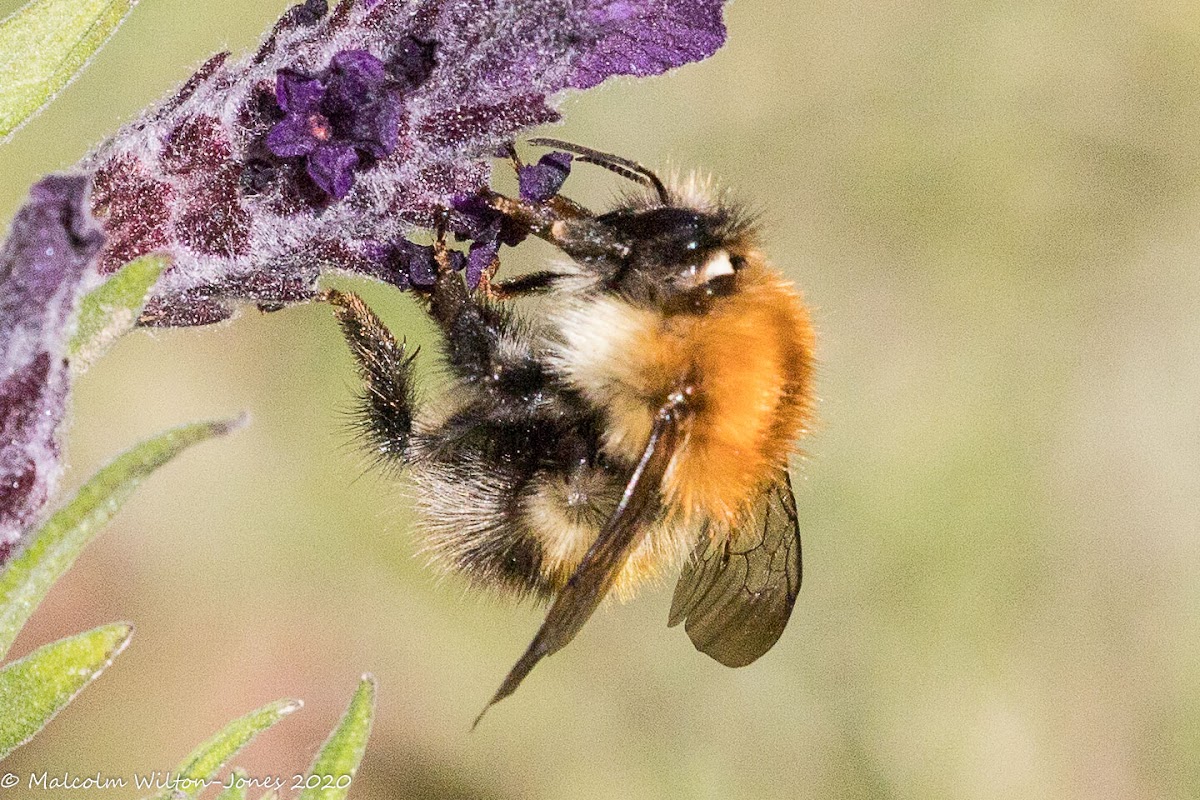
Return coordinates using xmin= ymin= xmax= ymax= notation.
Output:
xmin=150 ymin=698 xmax=302 ymax=800
xmin=69 ymin=254 xmax=168 ymax=374
xmin=0 ymin=0 xmax=138 ymax=140
xmin=0 ymin=417 xmax=243 ymax=660
xmin=213 ymin=768 xmax=248 ymax=800
xmin=0 ymin=622 xmax=131 ymax=758
xmin=299 ymin=675 xmax=377 ymax=800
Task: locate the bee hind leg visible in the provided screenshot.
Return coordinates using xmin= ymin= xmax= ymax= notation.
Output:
xmin=324 ymin=289 xmax=417 ymax=464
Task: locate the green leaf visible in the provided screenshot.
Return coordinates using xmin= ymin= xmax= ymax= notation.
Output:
xmin=151 ymin=699 xmax=303 ymax=800
xmin=0 ymin=622 xmax=131 ymax=758
xmin=298 ymin=675 xmax=377 ymax=800
xmin=0 ymin=0 xmax=138 ymax=141
xmin=0 ymin=417 xmax=243 ymax=661
xmin=68 ymin=254 xmax=168 ymax=374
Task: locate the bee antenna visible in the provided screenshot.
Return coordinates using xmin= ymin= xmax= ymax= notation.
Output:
xmin=527 ymin=137 xmax=670 ymax=205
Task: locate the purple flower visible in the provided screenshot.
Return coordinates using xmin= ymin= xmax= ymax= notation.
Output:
xmin=266 ymin=50 xmax=401 ymax=199
xmin=266 ymin=72 xmax=327 ymax=157
xmin=304 ymin=143 xmax=360 ymax=200
xmin=449 ymin=150 xmax=571 ymax=290
xmin=0 ymin=176 xmax=104 ymax=555
xmin=518 ymin=151 xmax=573 ymax=203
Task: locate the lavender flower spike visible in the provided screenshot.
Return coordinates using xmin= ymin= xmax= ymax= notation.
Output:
xmin=0 ymin=176 xmax=105 ymax=560
xmin=77 ymin=0 xmax=729 ymax=328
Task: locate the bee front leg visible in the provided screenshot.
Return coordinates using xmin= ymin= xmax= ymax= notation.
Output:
xmin=418 ymin=213 xmax=548 ymax=394
xmin=486 ymin=192 xmax=628 ymax=265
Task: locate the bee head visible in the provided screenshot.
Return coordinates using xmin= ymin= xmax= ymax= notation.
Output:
xmin=503 ymin=140 xmax=760 ymax=310
xmin=591 ymin=204 xmax=751 ymax=313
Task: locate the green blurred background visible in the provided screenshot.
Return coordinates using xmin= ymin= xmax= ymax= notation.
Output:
xmin=3 ymin=1 xmax=1199 ymax=798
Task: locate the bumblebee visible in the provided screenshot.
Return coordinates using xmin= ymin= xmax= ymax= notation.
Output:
xmin=327 ymin=140 xmax=816 ymax=724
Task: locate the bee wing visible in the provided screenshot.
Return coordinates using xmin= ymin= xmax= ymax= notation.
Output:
xmin=668 ymin=470 xmax=801 ymax=667
xmin=473 ymin=400 xmax=684 ymax=727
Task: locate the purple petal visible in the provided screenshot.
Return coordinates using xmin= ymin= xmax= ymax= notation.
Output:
xmin=570 ymin=0 xmax=727 ymax=90
xmin=466 ymin=235 xmax=499 ymax=290
xmin=518 ymin=151 xmax=573 ymax=203
xmin=450 ymin=194 xmax=495 ymax=238
xmin=452 ymin=194 xmax=528 ymax=247
xmin=400 ymin=240 xmax=438 ymax=287
xmin=324 ymin=49 xmax=389 ymax=118
xmin=330 ymin=49 xmax=388 ymax=81
xmin=306 ymin=143 xmax=360 ymax=199
xmin=274 ymin=70 xmax=325 ymax=114
xmin=346 ymin=96 xmax=401 ymax=159
xmin=356 ymin=239 xmax=413 ymax=290
xmin=266 ymin=115 xmax=319 ymax=157
xmin=0 ymin=176 xmax=104 ymax=557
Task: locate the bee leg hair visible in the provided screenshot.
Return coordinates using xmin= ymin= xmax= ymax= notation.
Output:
xmin=324 ymin=289 xmax=418 ymax=464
